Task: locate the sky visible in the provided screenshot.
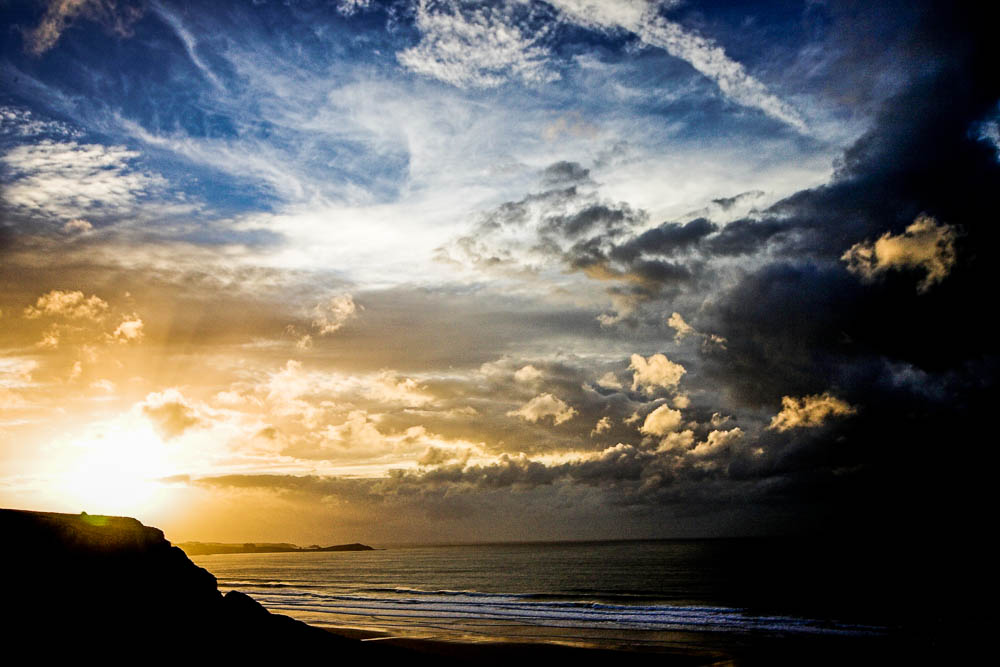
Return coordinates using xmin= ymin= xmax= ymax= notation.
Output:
xmin=1 ymin=0 xmax=996 ymax=544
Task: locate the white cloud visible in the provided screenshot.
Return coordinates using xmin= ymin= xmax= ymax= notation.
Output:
xmin=110 ymin=314 xmax=144 ymax=343
xmin=768 ymin=392 xmax=856 ymax=432
xmin=318 ymin=410 xmax=482 ymax=463
xmin=337 ymin=0 xmax=372 ymax=15
xmin=629 ymin=353 xmax=685 ymax=394
xmin=398 ymin=0 xmax=559 ymax=89
xmin=138 ymin=388 xmax=203 ymax=440
xmin=0 ymin=106 xmax=78 ymax=138
xmin=366 ymin=371 xmax=435 ymax=407
xmin=507 ymin=393 xmax=577 ymax=425
xmin=321 ymin=409 xmax=388 ymax=453
xmin=657 ymin=429 xmax=694 ymax=452
xmin=666 ymin=312 xmax=728 ymax=352
xmin=639 ymin=404 xmax=682 ymax=436
xmin=667 ymin=311 xmax=695 ymax=341
xmin=62 ymin=218 xmax=93 ymax=234
xmin=1 ymin=140 xmax=163 ymax=219
xmin=514 ymin=364 xmax=543 ymax=383
xmin=548 ymin=0 xmax=806 ymax=131
xmin=591 ymin=415 xmax=612 ymax=436
xmin=312 ymin=294 xmax=360 ymax=334
xmin=842 ymin=215 xmax=958 ymax=293
xmin=709 ymin=412 xmax=731 ymax=428
xmin=24 ymin=290 xmax=109 ymax=321
xmin=690 ymin=427 xmax=743 ymax=457
xmin=596 ymin=371 xmax=623 ymax=390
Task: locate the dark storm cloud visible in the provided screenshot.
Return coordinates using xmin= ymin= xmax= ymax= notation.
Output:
xmin=702 ymin=2 xmax=1000 ymax=392
xmin=610 ymin=218 xmax=717 ymax=262
xmin=540 ymin=160 xmax=592 ymax=187
xmin=672 ymin=2 xmax=1000 ymax=535
xmin=541 ymin=201 xmax=643 ymax=239
xmin=711 ymin=190 xmax=765 ymax=211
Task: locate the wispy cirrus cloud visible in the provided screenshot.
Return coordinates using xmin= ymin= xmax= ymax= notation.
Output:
xmin=399 ymin=0 xmax=559 ymax=88
xmin=1 ymin=140 xmax=164 ymax=220
xmin=548 ymin=0 xmax=806 ymax=131
xmin=399 ymin=1 xmax=804 ymax=130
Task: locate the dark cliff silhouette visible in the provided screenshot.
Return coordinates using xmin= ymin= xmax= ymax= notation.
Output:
xmin=2 ymin=508 xmax=386 ymax=659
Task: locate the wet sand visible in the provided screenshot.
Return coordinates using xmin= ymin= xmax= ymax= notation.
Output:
xmin=316 ymin=623 xmax=905 ymax=666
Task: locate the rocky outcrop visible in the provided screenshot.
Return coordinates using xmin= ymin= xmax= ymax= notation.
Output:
xmin=178 ymin=540 xmax=375 ymax=555
xmin=2 ymin=508 xmax=364 ymax=659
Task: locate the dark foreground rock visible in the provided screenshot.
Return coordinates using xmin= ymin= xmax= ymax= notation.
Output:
xmin=2 ymin=508 xmax=380 ymax=660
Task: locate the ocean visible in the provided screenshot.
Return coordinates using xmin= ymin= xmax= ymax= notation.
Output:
xmin=191 ymin=537 xmax=903 ymax=653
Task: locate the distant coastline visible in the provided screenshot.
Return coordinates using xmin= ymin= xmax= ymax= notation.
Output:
xmin=179 ymin=541 xmax=375 ymax=556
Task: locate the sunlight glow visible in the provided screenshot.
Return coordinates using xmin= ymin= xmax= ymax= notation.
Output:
xmin=59 ymin=416 xmax=172 ymax=516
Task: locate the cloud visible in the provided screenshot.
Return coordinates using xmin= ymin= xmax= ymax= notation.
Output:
xmin=23 ymin=290 xmax=109 ymax=321
xmin=139 ymin=389 xmax=203 ymax=440
xmin=61 ymin=219 xmax=93 ymax=234
xmin=0 ymin=358 xmax=38 ymax=408
xmin=398 ymin=0 xmax=559 ymax=88
xmin=629 ymin=353 xmax=685 ymax=394
xmin=418 ymin=445 xmax=473 ymax=466
xmin=657 ymin=429 xmax=694 ymax=452
xmin=596 ymin=372 xmax=622 ymax=390
xmin=507 ymin=393 xmax=577 ymax=425
xmin=0 ymin=358 xmax=38 ymax=386
xmin=109 ymin=314 xmax=144 ymax=343
xmin=0 ymin=106 xmax=78 ymax=138
xmin=842 ymin=215 xmax=958 ymax=292
xmin=90 ymin=379 xmax=115 ymax=393
xmin=150 ymin=1 xmax=225 ymax=91
xmin=25 ymin=0 xmax=145 ymax=55
xmin=768 ymin=393 xmax=856 ymax=432
xmin=690 ymin=427 xmax=743 ymax=457
xmin=548 ymin=0 xmax=806 ymax=130
xmin=639 ymin=404 xmax=682 ymax=436
xmin=590 ymin=416 xmax=611 ymax=436
xmin=1 ymin=141 xmax=163 ymax=219
xmin=514 ymin=364 xmax=543 ymax=383
xmin=320 ymin=409 xmax=390 ymax=454
xmin=312 ymin=295 xmax=360 ymax=334
xmin=541 ymin=161 xmax=592 ymax=187
xmin=337 ymin=0 xmax=372 ymax=16
xmin=667 ymin=312 xmax=695 ymax=341
xmin=366 ymin=371 xmax=435 ymax=407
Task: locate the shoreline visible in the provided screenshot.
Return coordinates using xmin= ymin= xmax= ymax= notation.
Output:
xmin=317 ymin=624 xmax=732 ymax=666
xmin=310 ymin=621 xmax=906 ymax=666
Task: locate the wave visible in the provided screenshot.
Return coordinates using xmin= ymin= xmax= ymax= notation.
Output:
xmin=221 ymin=584 xmax=887 ymax=637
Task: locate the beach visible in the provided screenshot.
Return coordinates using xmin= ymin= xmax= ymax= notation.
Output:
xmin=309 ymin=622 xmax=904 ymax=666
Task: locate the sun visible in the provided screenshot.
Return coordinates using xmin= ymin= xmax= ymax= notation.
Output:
xmin=58 ymin=415 xmax=173 ymax=517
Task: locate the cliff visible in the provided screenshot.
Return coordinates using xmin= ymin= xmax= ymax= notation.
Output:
xmin=1 ymin=508 xmax=375 ymax=659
